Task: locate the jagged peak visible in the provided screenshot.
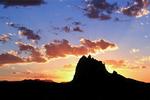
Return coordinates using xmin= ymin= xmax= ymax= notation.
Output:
xmin=72 ymin=55 xmax=109 ymax=83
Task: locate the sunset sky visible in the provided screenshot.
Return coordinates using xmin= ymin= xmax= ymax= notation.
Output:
xmin=0 ymin=0 xmax=150 ymax=83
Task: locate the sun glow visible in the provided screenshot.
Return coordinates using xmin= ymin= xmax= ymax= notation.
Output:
xmin=52 ymin=63 xmax=76 ymax=83
xmin=105 ymin=64 xmax=114 ymax=73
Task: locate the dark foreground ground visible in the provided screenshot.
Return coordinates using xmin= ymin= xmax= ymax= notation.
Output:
xmin=0 ymin=56 xmax=150 ymax=100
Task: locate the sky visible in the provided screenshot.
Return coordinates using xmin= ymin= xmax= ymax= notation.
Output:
xmin=0 ymin=0 xmax=150 ymax=83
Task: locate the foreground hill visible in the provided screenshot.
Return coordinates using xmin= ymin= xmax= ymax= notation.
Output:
xmin=0 ymin=56 xmax=150 ymax=100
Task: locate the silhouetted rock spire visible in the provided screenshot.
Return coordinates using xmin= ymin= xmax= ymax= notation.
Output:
xmin=73 ymin=55 xmax=109 ymax=83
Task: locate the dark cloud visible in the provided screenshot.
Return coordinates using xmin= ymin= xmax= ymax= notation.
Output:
xmin=0 ymin=53 xmax=24 ymax=66
xmin=18 ymin=27 xmax=41 ymax=41
xmin=16 ymin=41 xmax=46 ymax=63
xmin=0 ymin=0 xmax=45 ymax=8
xmin=122 ymin=0 xmax=150 ymax=17
xmin=51 ymin=21 xmax=84 ymax=34
xmin=84 ymin=0 xmax=118 ymax=20
xmin=7 ymin=22 xmax=41 ymax=41
xmin=73 ymin=26 xmax=84 ymax=32
xmin=44 ymin=38 xmax=117 ymax=58
xmin=141 ymin=65 xmax=147 ymax=69
xmin=62 ymin=26 xmax=71 ymax=33
xmin=0 ymin=34 xmax=11 ymax=43
xmin=83 ymin=0 xmax=150 ymax=20
xmin=52 ymin=25 xmax=84 ymax=33
xmin=61 ymin=26 xmax=84 ymax=33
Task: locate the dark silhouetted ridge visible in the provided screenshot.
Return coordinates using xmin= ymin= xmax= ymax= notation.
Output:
xmin=73 ymin=55 xmax=109 ymax=83
xmin=0 ymin=55 xmax=150 ymax=100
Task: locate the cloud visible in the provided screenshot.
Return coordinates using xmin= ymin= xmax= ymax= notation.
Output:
xmin=63 ymin=64 xmax=75 ymax=71
xmin=0 ymin=34 xmax=11 ymax=43
xmin=103 ymin=58 xmax=148 ymax=69
xmin=62 ymin=26 xmax=71 ymax=33
xmin=83 ymin=0 xmax=150 ymax=20
xmin=7 ymin=22 xmax=41 ymax=41
xmin=84 ymin=0 xmax=118 ymax=20
xmin=44 ymin=39 xmax=87 ymax=58
xmin=130 ymin=48 xmax=140 ymax=53
xmin=140 ymin=56 xmax=150 ymax=62
xmin=51 ymin=21 xmax=84 ymax=34
xmin=12 ymin=70 xmax=58 ymax=80
xmin=16 ymin=41 xmax=46 ymax=63
xmin=0 ymin=53 xmax=24 ymax=66
xmin=44 ymin=38 xmax=117 ymax=58
xmin=103 ymin=59 xmax=125 ymax=68
xmin=0 ymin=38 xmax=117 ymax=67
xmin=62 ymin=26 xmax=84 ymax=33
xmin=63 ymin=64 xmax=73 ymax=69
xmin=52 ymin=25 xmax=84 ymax=33
xmin=122 ymin=0 xmax=150 ymax=17
xmin=0 ymin=0 xmax=45 ymax=8
xmin=0 ymin=41 xmax=46 ymax=66
xmin=73 ymin=26 xmax=84 ymax=32
xmin=80 ymin=38 xmax=116 ymax=50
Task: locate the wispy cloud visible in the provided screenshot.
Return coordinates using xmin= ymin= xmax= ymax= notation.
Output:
xmin=130 ymin=48 xmax=140 ymax=54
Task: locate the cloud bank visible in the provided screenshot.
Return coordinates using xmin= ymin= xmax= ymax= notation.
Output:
xmin=0 ymin=38 xmax=117 ymax=67
xmin=44 ymin=38 xmax=117 ymax=58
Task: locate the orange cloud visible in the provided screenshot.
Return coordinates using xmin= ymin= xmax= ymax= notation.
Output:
xmin=104 ymin=59 xmax=147 ymax=69
xmin=0 ymin=38 xmax=117 ymax=67
xmin=80 ymin=38 xmax=116 ymax=50
xmin=0 ymin=53 xmax=24 ymax=66
xmin=0 ymin=34 xmax=11 ymax=43
xmin=44 ymin=38 xmax=117 ymax=58
xmin=103 ymin=59 xmax=125 ymax=68
xmin=63 ymin=64 xmax=75 ymax=71
xmin=16 ymin=41 xmax=46 ymax=63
